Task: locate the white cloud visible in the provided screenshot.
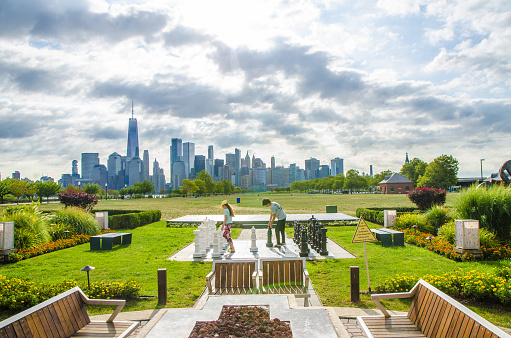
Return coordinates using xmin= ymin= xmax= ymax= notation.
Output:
xmin=0 ymin=0 xmax=510 ymax=181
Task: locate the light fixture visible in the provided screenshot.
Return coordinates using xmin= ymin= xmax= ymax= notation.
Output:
xmin=80 ymin=265 xmax=95 ymax=289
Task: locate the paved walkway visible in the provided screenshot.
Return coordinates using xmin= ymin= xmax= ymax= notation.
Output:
xmin=168 ymin=228 xmax=355 ymax=261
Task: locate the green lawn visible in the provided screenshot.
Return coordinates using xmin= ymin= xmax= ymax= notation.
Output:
xmin=1 ymin=193 xmax=510 ymax=328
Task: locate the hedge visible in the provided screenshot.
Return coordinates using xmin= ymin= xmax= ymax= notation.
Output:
xmin=108 ymin=210 xmax=161 ymax=230
xmin=355 ymin=207 xmax=419 ymax=225
xmin=94 ymin=209 xmax=142 ymax=216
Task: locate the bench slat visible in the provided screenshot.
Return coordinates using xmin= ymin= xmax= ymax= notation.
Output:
xmin=48 ymin=303 xmax=66 ymax=338
xmin=26 ymin=313 xmax=44 ymax=338
xmin=35 ymin=310 xmax=53 ymax=338
xmin=53 ymin=298 xmax=74 ymax=337
xmin=3 ymin=324 xmax=17 ymax=338
xmin=19 ymin=318 xmax=33 ymax=338
xmin=62 ymin=295 xmax=82 ymax=333
xmin=70 ymin=321 xmax=137 ymax=337
xmin=40 ymin=306 xmax=59 ymax=338
xmin=423 ymin=292 xmax=441 ymax=336
xmin=429 ymin=294 xmax=448 ymax=337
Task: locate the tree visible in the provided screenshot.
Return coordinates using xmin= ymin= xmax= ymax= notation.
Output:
xmin=0 ymin=179 xmax=10 ymax=204
xmin=83 ymin=183 xmax=101 ymax=195
xmin=344 ymin=169 xmax=367 ymax=193
xmin=400 ymin=158 xmax=428 ymax=187
xmin=180 ymin=179 xmax=198 ymax=195
xmin=36 ymin=181 xmax=61 ymax=203
xmin=220 ymin=180 xmax=235 ymax=194
xmin=134 ymin=180 xmax=154 ymax=195
xmin=9 ymin=179 xmax=29 ymax=204
xmin=25 ymin=182 xmax=37 ymax=201
xmin=417 ymin=155 xmax=459 ymax=190
xmin=370 ymin=170 xmax=393 ymax=187
xmin=332 ymin=174 xmax=345 ymax=191
xmin=196 ymin=170 xmax=215 ymax=193
xmin=195 ymin=179 xmax=206 ymax=195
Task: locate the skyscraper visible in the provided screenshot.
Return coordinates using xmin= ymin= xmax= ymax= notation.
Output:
xmin=183 ymin=142 xmax=195 ymax=177
xmin=143 ymin=150 xmax=150 ymax=181
xmin=81 ymin=153 xmax=99 ymax=179
xmin=235 ymin=148 xmax=241 ymax=186
xmin=305 ymin=158 xmax=320 ymax=180
xmin=194 ymin=155 xmax=206 ymax=174
xmin=331 ymin=157 xmax=344 ymax=176
xmin=170 ymin=138 xmax=183 ymax=180
xmin=126 ymin=100 xmax=139 ymax=159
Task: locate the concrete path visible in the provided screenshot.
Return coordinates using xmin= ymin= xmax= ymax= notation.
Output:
xmin=145 ymin=294 xmax=342 ymax=338
xmin=168 ymin=228 xmax=356 ymax=261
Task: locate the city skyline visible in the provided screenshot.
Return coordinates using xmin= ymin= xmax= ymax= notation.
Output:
xmin=1 ymin=0 xmax=510 ymax=181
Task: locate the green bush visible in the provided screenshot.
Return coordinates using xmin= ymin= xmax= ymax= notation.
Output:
xmin=438 ymin=221 xmax=456 ymax=243
xmin=438 ymin=221 xmax=499 ymax=248
xmin=424 ymin=205 xmax=452 ymax=234
xmin=355 ymin=207 xmax=418 ymax=225
xmin=48 ymin=222 xmax=73 ymax=241
xmin=51 ymin=207 xmax=101 ymax=235
xmin=0 ymin=203 xmax=51 ymax=249
xmin=394 ymin=213 xmax=433 ymax=233
xmin=94 ymin=209 xmax=142 ymax=216
xmin=454 ymin=185 xmax=511 ymax=239
xmin=109 ymin=210 xmax=161 ymax=230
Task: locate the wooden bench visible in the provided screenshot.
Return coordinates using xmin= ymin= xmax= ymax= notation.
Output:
xmin=370 ymin=229 xmax=393 ymax=247
xmin=258 ymin=258 xmax=311 ymax=306
xmin=357 ymin=279 xmax=510 ymax=338
xmin=206 ymin=259 xmax=258 ymax=295
xmin=0 ymin=286 xmax=138 ymax=338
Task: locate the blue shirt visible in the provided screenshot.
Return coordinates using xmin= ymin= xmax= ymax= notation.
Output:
xmin=224 ymin=208 xmax=233 ymax=224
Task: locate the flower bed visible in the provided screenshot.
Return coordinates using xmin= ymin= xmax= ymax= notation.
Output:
xmin=376 ymin=267 xmax=511 ymax=306
xmin=6 ymin=230 xmax=116 ymax=263
xmin=189 ymin=305 xmax=292 ymax=337
xmin=0 ymin=276 xmax=141 ymax=311
xmin=403 ymin=228 xmax=511 ymax=261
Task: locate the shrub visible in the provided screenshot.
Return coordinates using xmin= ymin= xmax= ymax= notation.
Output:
xmin=394 ymin=213 xmax=432 ymax=233
xmin=0 ymin=276 xmax=141 ymax=311
xmin=355 ymin=207 xmax=419 ymax=225
xmin=108 ymin=210 xmax=161 ymax=230
xmin=407 ymin=187 xmax=446 ymax=210
xmin=438 ymin=221 xmax=456 ymax=243
xmin=0 ymin=203 xmax=51 ymax=249
xmin=454 ymin=185 xmax=511 ymax=239
xmin=48 ymin=222 xmax=73 ymax=241
xmin=51 ymin=207 xmax=101 ymax=235
xmin=424 ymin=205 xmax=452 ymax=234
xmin=58 ymin=191 xmax=98 ymax=211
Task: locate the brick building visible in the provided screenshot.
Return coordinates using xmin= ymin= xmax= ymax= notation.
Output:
xmin=379 ymin=173 xmax=413 ymax=194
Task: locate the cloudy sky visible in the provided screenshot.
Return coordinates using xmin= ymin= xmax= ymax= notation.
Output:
xmin=1 ymin=0 xmax=510 ymax=182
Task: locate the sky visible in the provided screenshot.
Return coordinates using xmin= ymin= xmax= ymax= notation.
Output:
xmin=0 ymin=0 xmax=510 ymax=182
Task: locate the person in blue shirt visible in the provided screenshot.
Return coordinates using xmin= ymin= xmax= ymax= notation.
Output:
xmin=220 ymin=200 xmax=235 ymax=253
xmin=262 ymin=198 xmax=287 ymax=247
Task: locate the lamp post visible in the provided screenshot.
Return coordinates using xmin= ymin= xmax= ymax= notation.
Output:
xmin=105 ymin=183 xmax=108 ymax=200
xmin=80 ymin=265 xmax=95 ymax=289
xmin=480 ymin=159 xmax=485 ymax=183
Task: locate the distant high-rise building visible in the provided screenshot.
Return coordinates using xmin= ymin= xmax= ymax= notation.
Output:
xmin=72 ymin=160 xmax=79 ymax=176
xmin=305 ymin=158 xmax=320 ymax=180
xmin=214 ymin=159 xmax=224 ymax=181
xmin=171 ymin=160 xmax=186 ymax=189
xmin=405 ymin=153 xmax=410 ymax=164
xmin=226 ymin=153 xmax=236 ymax=179
xmin=128 ymin=156 xmax=142 ymax=187
xmin=143 ymin=150 xmax=150 ymax=181
xmin=235 ymin=148 xmax=241 ymax=186
xmin=331 ymin=157 xmax=344 ymax=176
xmin=255 ymin=167 xmax=266 ymax=186
xmin=170 ymin=138 xmax=183 ymax=179
xmin=194 ymin=155 xmax=206 ymax=174
xmin=241 ymin=152 xmax=250 ymax=168
xmin=81 ymin=153 xmax=99 ymax=179
xmin=183 ymin=142 xmax=195 ymax=178
xmin=12 ymin=171 xmax=20 ymax=180
xmin=370 ymin=165 xmax=373 ymax=177
xmin=126 ymin=101 xmax=139 ymax=159
xmin=271 ymin=156 xmax=275 ymax=169
xmin=208 ymin=145 xmax=214 ymax=160
xmin=289 ymin=163 xmax=297 ymax=183
xmin=107 ymin=152 xmax=124 ymax=190
xmin=152 ymin=158 xmax=166 ymax=193
xmin=91 ymin=164 xmax=108 ymax=187
xmin=319 ymin=165 xmax=330 ymax=178
xmin=252 ymin=157 xmax=265 ymax=169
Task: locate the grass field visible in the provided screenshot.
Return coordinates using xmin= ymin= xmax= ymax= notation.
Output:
xmin=1 ymin=193 xmax=510 ymax=328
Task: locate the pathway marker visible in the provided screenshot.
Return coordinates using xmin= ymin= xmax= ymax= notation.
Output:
xmin=351 ymin=217 xmax=377 ymax=293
